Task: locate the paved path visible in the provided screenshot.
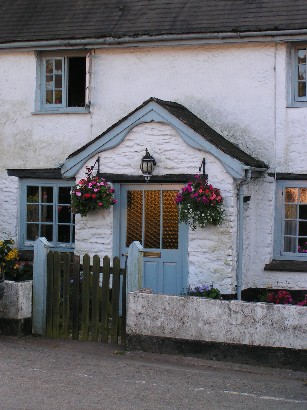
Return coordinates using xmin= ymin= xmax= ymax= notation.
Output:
xmin=0 ymin=336 xmax=306 ymax=410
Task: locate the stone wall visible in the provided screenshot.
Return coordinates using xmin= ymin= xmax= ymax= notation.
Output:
xmin=127 ymin=292 xmax=307 ymax=350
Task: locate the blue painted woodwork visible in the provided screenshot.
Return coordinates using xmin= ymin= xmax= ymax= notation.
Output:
xmin=119 ymin=184 xmax=188 ymax=295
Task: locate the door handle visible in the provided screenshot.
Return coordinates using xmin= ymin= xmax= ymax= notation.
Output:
xmin=143 ymin=251 xmax=161 ymax=258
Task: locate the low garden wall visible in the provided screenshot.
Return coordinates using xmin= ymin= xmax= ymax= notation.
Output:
xmin=127 ymin=292 xmax=307 ymax=354
xmin=0 ymin=281 xmax=32 ymax=336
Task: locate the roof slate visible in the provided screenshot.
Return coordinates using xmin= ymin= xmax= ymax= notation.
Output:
xmin=1 ymin=0 xmax=307 ymax=44
xmin=68 ymin=97 xmax=267 ymax=169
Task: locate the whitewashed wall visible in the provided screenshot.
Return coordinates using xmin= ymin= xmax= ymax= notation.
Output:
xmin=127 ymin=292 xmax=307 ymax=350
xmin=75 ymin=123 xmax=237 ymax=293
xmin=0 ymin=42 xmax=306 ymax=291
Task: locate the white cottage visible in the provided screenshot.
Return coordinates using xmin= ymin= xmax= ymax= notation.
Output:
xmin=1 ymin=0 xmax=307 ymax=297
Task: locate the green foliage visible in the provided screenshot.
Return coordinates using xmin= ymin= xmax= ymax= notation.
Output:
xmin=176 ymin=175 xmax=224 ymax=230
xmin=0 ymin=239 xmax=33 ymax=281
xmin=188 ymin=284 xmax=222 ymax=299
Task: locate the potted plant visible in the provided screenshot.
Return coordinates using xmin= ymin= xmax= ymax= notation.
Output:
xmin=175 ymin=175 xmax=224 ymax=230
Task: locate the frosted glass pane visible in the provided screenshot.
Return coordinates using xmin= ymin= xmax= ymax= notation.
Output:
xmin=126 ymin=191 xmax=143 ymax=247
xmin=144 ymin=191 xmax=160 ymax=249
xmin=162 ymin=191 xmax=178 ymax=249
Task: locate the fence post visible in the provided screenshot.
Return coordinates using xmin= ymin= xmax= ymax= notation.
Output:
xmin=32 ymin=237 xmax=50 ymax=336
xmin=127 ymin=241 xmax=143 ymax=293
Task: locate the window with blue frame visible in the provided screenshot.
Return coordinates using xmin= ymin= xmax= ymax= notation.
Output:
xmin=290 ymin=45 xmax=307 ymax=106
xmin=20 ymin=180 xmax=75 ymax=249
xmin=275 ymin=181 xmax=307 ymax=259
xmin=38 ymin=51 xmax=91 ymax=113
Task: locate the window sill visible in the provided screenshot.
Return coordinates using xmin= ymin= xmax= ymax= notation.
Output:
xmin=264 ymin=259 xmax=307 ymax=272
xmin=32 ymin=109 xmax=90 ymax=115
xmin=286 ymin=102 xmax=307 ymax=108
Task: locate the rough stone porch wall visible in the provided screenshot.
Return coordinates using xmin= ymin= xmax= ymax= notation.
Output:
xmin=127 ymin=292 xmax=307 ymax=350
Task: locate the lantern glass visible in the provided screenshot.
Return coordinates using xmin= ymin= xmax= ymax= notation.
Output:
xmin=140 ymin=149 xmax=156 ymax=179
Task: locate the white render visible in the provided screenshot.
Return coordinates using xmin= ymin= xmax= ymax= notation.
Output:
xmin=0 ymin=281 xmax=32 ymax=319
xmin=0 ymin=41 xmax=307 ymax=292
xmin=127 ymin=292 xmax=307 ymax=350
xmin=75 ymin=123 xmax=237 ymax=293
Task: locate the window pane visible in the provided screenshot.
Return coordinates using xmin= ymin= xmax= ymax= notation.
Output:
xmin=300 ymin=188 xmax=307 ymax=203
xmin=27 ymin=205 xmax=39 ymax=222
xmin=54 ymin=59 xmax=62 ymax=73
xmin=45 ymin=90 xmax=53 ymax=104
xmin=284 ymin=236 xmax=296 ymax=253
xmin=298 ymin=82 xmax=306 ymax=97
xmin=58 ymin=187 xmax=71 ymax=204
xmin=41 ymin=187 xmax=53 ymax=203
xmin=26 ymin=224 xmax=39 ymax=241
xmin=298 ymin=238 xmax=307 ymax=253
xmin=55 ymin=74 xmax=62 ymax=88
xmin=27 ymin=186 xmax=39 ymax=203
xmin=298 ymin=65 xmax=306 ymax=81
xmin=285 ymin=188 xmax=298 ymax=202
xmin=299 ymin=221 xmax=307 ymax=236
xmin=144 ymin=191 xmax=160 ymax=249
xmin=299 ymin=205 xmax=307 ymax=220
xmin=285 ymin=204 xmax=297 ymax=219
xmin=45 ymin=59 xmax=53 ymax=74
xmin=162 ymin=191 xmax=178 ymax=249
xmin=68 ymin=57 xmax=86 ymax=107
xmin=54 ymin=90 xmax=62 ymax=104
xmin=45 ymin=75 xmax=53 ymax=89
xmin=126 ymin=191 xmax=143 ymax=247
xmin=41 ymin=205 xmax=53 ymax=222
xmin=298 ymin=49 xmax=306 ymax=64
xmin=41 ymin=224 xmax=53 ymax=241
xmin=284 ymin=220 xmax=297 ymax=235
xmin=58 ymin=225 xmax=71 ymax=243
xmin=58 ymin=206 xmax=71 ymax=223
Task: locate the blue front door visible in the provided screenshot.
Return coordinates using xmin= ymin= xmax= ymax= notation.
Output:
xmin=120 ymin=184 xmax=188 ymax=295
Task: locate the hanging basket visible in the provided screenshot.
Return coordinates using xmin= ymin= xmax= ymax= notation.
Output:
xmin=71 ymin=175 xmax=117 ymax=217
xmin=176 ymin=175 xmax=224 ymax=230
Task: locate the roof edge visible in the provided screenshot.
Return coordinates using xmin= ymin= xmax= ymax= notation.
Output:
xmin=2 ymin=29 xmax=307 ymax=50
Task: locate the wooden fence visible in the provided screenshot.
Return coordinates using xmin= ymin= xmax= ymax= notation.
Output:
xmin=46 ymin=252 xmax=126 ymax=345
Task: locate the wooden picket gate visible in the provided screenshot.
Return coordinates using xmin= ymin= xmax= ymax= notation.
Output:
xmin=46 ymin=252 xmax=126 ymax=345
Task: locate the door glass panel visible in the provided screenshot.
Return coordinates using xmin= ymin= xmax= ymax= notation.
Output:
xmin=126 ymin=191 xmax=143 ymax=247
xmin=162 ymin=191 xmax=178 ymax=249
xmin=144 ymin=190 xmax=160 ymax=249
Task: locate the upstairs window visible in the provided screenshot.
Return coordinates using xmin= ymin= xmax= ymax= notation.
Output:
xmin=38 ymin=52 xmax=91 ymax=113
xmin=290 ymin=45 xmax=307 ymax=106
xmin=275 ymin=181 xmax=307 ymax=259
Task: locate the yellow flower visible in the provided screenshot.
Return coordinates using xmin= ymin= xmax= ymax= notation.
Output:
xmin=5 ymin=248 xmax=18 ymax=261
xmin=0 ymin=241 xmax=3 ymax=247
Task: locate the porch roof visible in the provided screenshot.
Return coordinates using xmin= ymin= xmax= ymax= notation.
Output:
xmin=62 ymin=98 xmax=267 ymax=180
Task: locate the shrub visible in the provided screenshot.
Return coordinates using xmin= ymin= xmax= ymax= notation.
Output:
xmin=188 ymin=284 xmax=222 ymax=299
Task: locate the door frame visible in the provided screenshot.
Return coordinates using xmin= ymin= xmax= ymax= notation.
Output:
xmin=112 ymin=182 xmax=189 ymax=293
